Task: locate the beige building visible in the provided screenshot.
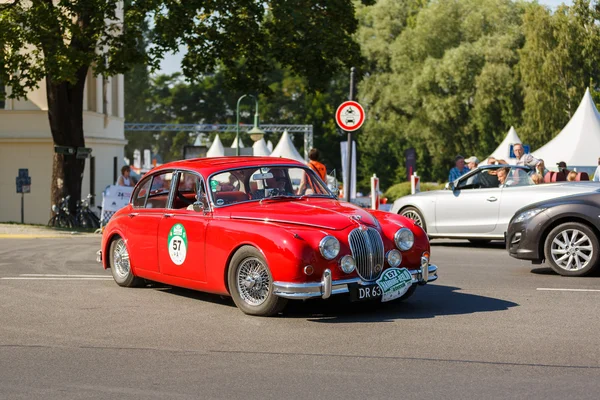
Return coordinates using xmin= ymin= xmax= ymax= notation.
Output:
xmin=0 ymin=72 xmax=126 ymax=224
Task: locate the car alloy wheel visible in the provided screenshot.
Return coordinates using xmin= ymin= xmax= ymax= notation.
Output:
xmin=400 ymin=207 xmax=426 ymax=231
xmin=544 ymin=222 xmax=599 ymax=277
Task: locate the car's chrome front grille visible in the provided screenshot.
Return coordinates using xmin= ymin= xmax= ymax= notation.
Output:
xmin=348 ymin=227 xmax=385 ymax=281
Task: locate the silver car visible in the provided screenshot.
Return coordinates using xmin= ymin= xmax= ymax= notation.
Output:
xmin=391 ymin=165 xmax=600 ymax=243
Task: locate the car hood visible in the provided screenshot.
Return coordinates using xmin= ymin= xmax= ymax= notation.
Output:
xmin=225 ymin=198 xmax=380 ymax=230
xmin=516 ymin=190 xmax=600 ymax=215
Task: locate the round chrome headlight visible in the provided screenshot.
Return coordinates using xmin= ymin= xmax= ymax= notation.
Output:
xmin=386 ymin=249 xmax=402 ymax=267
xmin=319 ymin=235 xmax=340 ymax=260
xmin=52 ymin=204 xmax=58 ymax=213
xmin=339 ymin=255 xmax=356 ymax=274
xmin=394 ymin=228 xmax=414 ymax=251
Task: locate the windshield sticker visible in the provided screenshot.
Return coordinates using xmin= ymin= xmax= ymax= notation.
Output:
xmin=168 ymin=223 xmax=188 ymax=265
xmin=210 ymin=180 xmax=218 ymax=192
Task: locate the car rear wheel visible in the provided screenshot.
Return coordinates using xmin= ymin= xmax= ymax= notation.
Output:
xmin=544 ymin=222 xmax=599 ymax=277
xmin=109 ymin=236 xmax=144 ymax=287
xmin=228 ymin=246 xmax=287 ymax=317
xmin=400 ymin=207 xmax=426 ymax=231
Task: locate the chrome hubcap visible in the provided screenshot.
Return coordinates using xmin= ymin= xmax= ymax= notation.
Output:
xmin=402 ymin=210 xmax=422 ymax=227
xmin=113 ymin=239 xmax=130 ymax=279
xmin=237 ymin=257 xmax=270 ymax=306
xmin=551 ymin=229 xmax=593 ymax=272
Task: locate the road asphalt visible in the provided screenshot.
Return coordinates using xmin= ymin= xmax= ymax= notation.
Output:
xmin=1 ymin=227 xmax=599 ymax=399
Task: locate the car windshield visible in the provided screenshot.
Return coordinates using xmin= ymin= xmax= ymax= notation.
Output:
xmin=456 ymin=166 xmax=534 ymax=190
xmin=209 ymin=166 xmax=333 ymax=207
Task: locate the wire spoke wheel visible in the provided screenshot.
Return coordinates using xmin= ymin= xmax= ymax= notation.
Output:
xmin=550 ymin=229 xmax=592 ymax=272
xmin=236 ymin=257 xmax=270 ymax=306
xmin=112 ymin=238 xmax=131 ymax=280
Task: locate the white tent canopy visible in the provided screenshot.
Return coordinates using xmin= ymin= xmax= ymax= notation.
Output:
xmin=267 ymin=140 xmax=274 ymax=152
xmin=482 ymin=126 xmax=522 ymax=165
xmin=534 ymin=88 xmax=600 ymax=171
xmin=230 ymin=136 xmax=245 ymax=148
xmin=206 ymin=134 xmax=225 ymax=157
xmin=252 ymin=138 xmax=271 ymax=156
xmin=269 ymin=130 xmax=305 ymax=163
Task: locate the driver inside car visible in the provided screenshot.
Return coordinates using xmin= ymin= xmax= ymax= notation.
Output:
xmin=252 ymin=169 xmax=291 ymax=199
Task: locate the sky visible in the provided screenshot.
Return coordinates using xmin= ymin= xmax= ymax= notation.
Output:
xmin=155 ymin=0 xmax=574 ymax=76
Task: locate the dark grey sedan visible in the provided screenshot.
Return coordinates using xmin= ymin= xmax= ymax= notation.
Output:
xmin=507 ymin=191 xmax=600 ymax=276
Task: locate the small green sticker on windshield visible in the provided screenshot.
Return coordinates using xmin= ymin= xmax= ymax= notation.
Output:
xmin=210 ymin=179 xmax=218 ymax=192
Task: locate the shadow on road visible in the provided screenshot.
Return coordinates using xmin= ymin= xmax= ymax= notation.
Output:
xmin=148 ymin=284 xmax=237 ymax=308
xmin=430 ymin=240 xmax=505 ymax=249
xmin=284 ymin=284 xmax=518 ymax=322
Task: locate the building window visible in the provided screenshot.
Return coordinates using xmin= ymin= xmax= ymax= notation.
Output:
xmin=86 ymin=70 xmax=96 ymax=112
xmin=0 ymin=80 xmax=5 ymax=110
xmin=112 ymin=76 xmax=118 ymax=116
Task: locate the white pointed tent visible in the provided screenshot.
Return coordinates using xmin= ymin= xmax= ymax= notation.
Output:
xmin=483 ymin=126 xmax=522 ymax=164
xmin=269 ymin=130 xmax=305 ymax=163
xmin=267 ymin=140 xmax=274 ymax=152
xmin=533 ymin=88 xmax=600 ymax=173
xmin=252 ymin=138 xmax=271 ymax=156
xmin=270 ymin=130 xmax=305 ymax=183
xmin=230 ymin=136 xmax=245 ymax=148
xmin=206 ymin=134 xmax=225 ymax=157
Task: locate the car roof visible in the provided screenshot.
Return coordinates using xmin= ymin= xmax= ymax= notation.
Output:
xmin=149 ymin=156 xmax=306 ymax=176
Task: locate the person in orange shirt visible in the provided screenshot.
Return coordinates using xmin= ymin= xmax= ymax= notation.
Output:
xmin=298 ymin=148 xmax=327 ymax=195
xmin=307 ymin=148 xmax=327 ymax=181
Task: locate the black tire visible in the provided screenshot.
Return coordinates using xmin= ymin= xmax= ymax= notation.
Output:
xmin=544 ymin=222 xmax=600 ymax=277
xmin=109 ymin=236 xmax=144 ymax=287
xmin=468 ymin=239 xmax=492 ymax=246
xmin=227 ymin=246 xmax=287 ymax=317
xmin=48 ymin=215 xmax=58 ymax=227
xmin=399 ymin=206 xmax=427 ymax=232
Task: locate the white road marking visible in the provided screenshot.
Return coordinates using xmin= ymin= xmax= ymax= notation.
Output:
xmin=1 ymin=277 xmax=112 ymax=280
xmin=1 ymin=274 xmax=112 ymax=281
xmin=20 ymin=274 xmax=109 ymax=278
xmin=537 ymin=288 xmax=600 ymax=292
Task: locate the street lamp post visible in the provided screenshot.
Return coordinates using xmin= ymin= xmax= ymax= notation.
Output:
xmin=236 ymin=94 xmax=265 ymax=156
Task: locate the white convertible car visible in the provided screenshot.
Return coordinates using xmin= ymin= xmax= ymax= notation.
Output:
xmin=391 ymin=165 xmax=600 ymax=243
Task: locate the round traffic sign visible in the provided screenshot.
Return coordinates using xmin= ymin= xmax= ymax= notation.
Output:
xmin=336 ymin=101 xmax=365 ymax=132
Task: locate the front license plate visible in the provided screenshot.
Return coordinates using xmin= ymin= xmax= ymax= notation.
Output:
xmin=350 ymin=284 xmax=382 ymax=302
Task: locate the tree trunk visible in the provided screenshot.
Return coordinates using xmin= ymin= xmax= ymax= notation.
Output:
xmin=46 ymin=66 xmax=89 ymax=215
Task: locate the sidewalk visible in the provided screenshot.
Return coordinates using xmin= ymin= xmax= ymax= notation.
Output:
xmin=0 ymin=223 xmax=99 ymax=238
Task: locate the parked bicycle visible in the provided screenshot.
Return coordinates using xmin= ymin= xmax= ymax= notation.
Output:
xmin=76 ymin=194 xmax=100 ymax=229
xmin=47 ymin=195 xmax=77 ymax=228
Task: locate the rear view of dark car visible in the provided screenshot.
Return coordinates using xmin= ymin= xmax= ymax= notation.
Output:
xmin=506 ymin=191 xmax=600 ymax=276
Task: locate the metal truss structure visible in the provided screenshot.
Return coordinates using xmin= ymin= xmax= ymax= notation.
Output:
xmin=124 ymin=123 xmax=314 ymax=161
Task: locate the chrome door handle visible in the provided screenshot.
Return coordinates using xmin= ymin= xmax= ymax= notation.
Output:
xmin=164 ymin=213 xmax=174 ymax=218
xmin=128 ymin=213 xmax=139 ymax=218
xmin=486 ymin=197 xmax=498 ymax=202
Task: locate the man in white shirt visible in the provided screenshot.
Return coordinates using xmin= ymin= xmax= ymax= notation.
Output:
xmin=513 ymin=143 xmax=543 ymax=168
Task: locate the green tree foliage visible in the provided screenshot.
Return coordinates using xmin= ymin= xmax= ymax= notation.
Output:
xmin=519 ymin=0 xmax=600 ymax=149
xmin=0 ymin=0 xmax=372 ymax=212
xmin=356 ymin=0 xmax=525 ymax=188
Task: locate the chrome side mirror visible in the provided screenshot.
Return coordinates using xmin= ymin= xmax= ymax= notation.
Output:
xmin=445 ymin=182 xmax=454 ymax=190
xmin=192 ymin=201 xmax=204 ymax=213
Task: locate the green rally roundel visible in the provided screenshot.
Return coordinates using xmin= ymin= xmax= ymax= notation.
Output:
xmin=168 ymin=223 xmax=188 ymax=265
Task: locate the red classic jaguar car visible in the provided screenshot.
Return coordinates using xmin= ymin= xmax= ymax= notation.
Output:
xmin=97 ymin=157 xmax=438 ymax=316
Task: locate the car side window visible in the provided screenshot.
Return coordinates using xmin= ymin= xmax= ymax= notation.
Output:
xmin=145 ymin=172 xmax=173 ymax=209
xmin=172 ymin=172 xmax=201 ymax=210
xmin=456 ymin=171 xmax=481 ymax=190
xmin=132 ymin=177 xmax=151 ymax=208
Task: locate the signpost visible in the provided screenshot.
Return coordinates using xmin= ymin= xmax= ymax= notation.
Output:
xmin=16 ymin=169 xmax=31 ymax=223
xmin=336 ymin=68 xmax=366 ymax=202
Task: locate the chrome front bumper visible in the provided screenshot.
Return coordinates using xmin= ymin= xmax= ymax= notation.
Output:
xmin=273 ymin=264 xmax=438 ymax=300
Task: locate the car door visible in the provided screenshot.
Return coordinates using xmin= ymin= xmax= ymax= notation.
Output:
xmin=157 ymin=171 xmax=209 ymax=283
xmin=434 ymin=169 xmax=502 ymax=234
xmin=125 ymin=175 xmax=163 ymax=273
